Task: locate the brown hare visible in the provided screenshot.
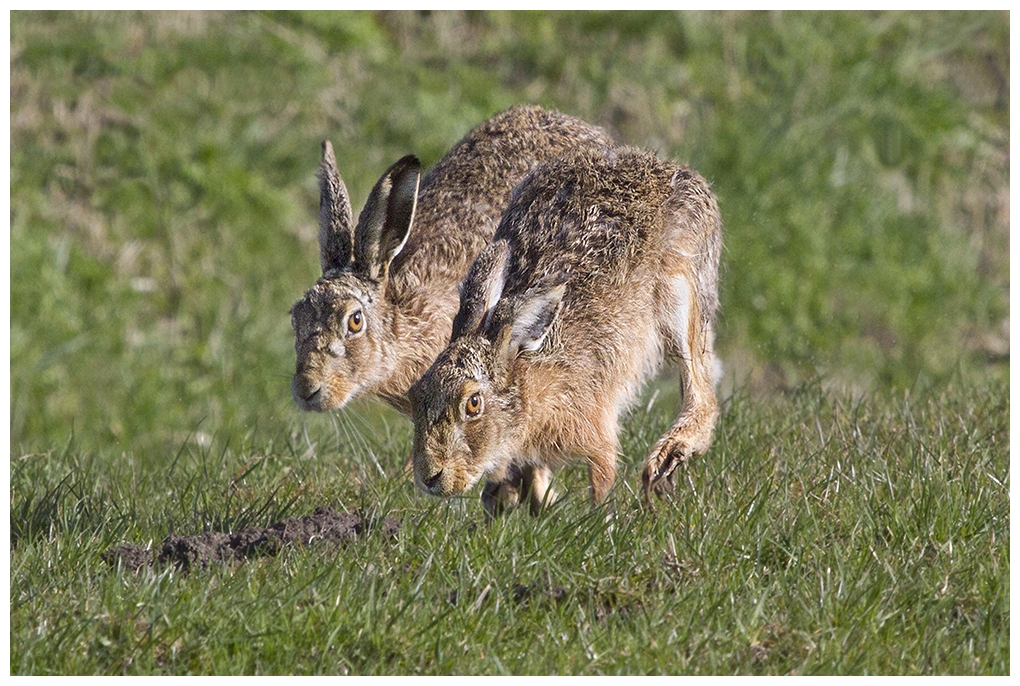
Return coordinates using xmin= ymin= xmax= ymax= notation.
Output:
xmin=408 ymin=146 xmax=722 ymax=514
xmin=290 ymin=106 xmax=613 ymax=418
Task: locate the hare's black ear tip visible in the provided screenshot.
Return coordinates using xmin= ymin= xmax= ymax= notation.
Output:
xmin=396 ymin=154 xmax=421 ymax=171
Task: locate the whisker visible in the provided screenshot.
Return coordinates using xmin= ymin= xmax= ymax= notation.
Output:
xmin=343 ymin=406 xmax=387 ymax=480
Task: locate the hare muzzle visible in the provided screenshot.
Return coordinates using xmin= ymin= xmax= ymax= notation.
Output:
xmin=292 ymin=375 xmax=325 ymax=412
xmin=414 ymin=459 xmax=474 ymax=497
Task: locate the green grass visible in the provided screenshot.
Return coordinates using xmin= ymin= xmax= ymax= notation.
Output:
xmin=10 ymin=376 xmax=1009 ymax=674
xmin=8 ymin=10 xmax=1010 ymax=675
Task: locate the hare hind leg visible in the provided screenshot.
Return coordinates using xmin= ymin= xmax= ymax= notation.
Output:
xmin=643 ymin=272 xmax=720 ymax=497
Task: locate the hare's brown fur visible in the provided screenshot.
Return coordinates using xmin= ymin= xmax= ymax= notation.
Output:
xmin=291 ymin=106 xmax=614 ymax=415
xmin=409 ymin=146 xmax=722 ymax=510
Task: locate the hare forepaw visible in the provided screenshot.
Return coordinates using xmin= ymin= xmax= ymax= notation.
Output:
xmin=481 ymin=464 xmax=526 ymax=518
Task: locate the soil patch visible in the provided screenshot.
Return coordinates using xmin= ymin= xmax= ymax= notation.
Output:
xmin=101 ymin=506 xmax=400 ymax=573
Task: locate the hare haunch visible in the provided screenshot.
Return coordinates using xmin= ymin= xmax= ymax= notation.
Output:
xmin=409 ymin=147 xmax=722 ymax=513
xmin=290 ymin=106 xmax=613 ymax=416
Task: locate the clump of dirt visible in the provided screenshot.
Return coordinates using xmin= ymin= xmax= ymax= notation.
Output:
xmin=101 ymin=544 xmax=155 ymax=572
xmin=101 ymin=506 xmax=400 ymax=573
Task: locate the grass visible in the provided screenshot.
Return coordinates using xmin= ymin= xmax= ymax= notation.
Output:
xmin=10 ymin=375 xmax=1009 ymax=674
xmin=8 ymin=10 xmax=1010 ymax=675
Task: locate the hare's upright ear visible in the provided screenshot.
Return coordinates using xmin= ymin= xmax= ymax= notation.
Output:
xmin=451 ymin=239 xmax=510 ymax=341
xmin=493 ymin=279 xmax=566 ymax=362
xmin=318 ymin=140 xmax=354 ymax=275
xmin=352 ymin=154 xmax=421 ymax=283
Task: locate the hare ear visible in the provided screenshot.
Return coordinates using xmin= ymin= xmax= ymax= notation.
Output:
xmin=318 ymin=140 xmax=354 ymax=275
xmin=451 ymin=239 xmax=510 ymax=341
xmin=353 ymin=154 xmax=421 ymax=283
xmin=494 ymin=280 xmax=566 ymax=361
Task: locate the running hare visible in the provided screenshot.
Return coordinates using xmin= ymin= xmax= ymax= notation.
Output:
xmin=408 ymin=146 xmax=722 ymax=514
xmin=291 ymin=106 xmax=613 ymax=415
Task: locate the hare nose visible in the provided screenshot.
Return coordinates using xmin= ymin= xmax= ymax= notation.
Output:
xmin=292 ymin=376 xmax=323 ymax=411
xmin=422 ymin=469 xmax=444 ymax=492
xmin=295 ymin=383 xmax=318 ymax=403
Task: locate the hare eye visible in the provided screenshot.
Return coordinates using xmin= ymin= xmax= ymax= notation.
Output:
xmin=347 ymin=310 xmax=364 ymax=335
xmin=464 ymin=392 xmax=483 ymax=418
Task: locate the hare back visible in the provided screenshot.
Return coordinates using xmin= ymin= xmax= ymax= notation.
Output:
xmin=389 ymin=106 xmax=615 ymax=291
xmin=495 ymin=147 xmax=716 ymax=297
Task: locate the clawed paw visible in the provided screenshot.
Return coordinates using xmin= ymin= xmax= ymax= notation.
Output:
xmin=642 ymin=444 xmax=688 ymax=501
xmin=481 ymin=464 xmax=526 ymax=518
xmin=481 ymin=479 xmax=521 ymax=518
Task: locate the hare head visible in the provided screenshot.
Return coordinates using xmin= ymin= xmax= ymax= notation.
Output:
xmin=291 ymin=141 xmax=420 ymax=412
xmin=409 ymin=240 xmax=566 ymax=497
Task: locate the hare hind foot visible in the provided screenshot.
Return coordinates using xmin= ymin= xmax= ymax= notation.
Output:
xmin=641 ymin=437 xmax=693 ymax=499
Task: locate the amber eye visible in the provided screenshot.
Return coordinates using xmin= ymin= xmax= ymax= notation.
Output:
xmin=464 ymin=392 xmax=483 ymax=418
xmin=347 ymin=310 xmax=364 ymax=335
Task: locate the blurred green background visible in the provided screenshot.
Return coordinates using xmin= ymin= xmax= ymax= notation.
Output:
xmin=9 ymin=10 xmax=1009 ymax=457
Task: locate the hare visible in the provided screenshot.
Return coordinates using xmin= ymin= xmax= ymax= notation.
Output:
xmin=290 ymin=106 xmax=614 ymax=417
xmin=408 ymin=146 xmax=722 ymax=515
